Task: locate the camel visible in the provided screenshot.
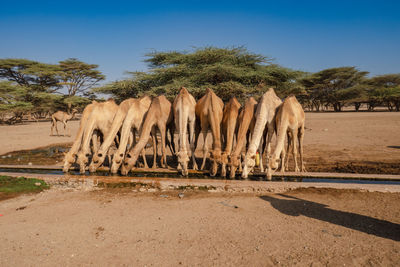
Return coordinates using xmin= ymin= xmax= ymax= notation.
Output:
xmin=63 ymin=101 xmax=98 ymax=172
xmin=220 ymin=97 xmax=241 ymax=177
xmin=172 ymin=87 xmax=198 ymax=176
xmin=109 ymin=97 xmax=154 ymax=174
xmin=194 ymin=88 xmax=224 ymax=176
xmin=88 ymin=96 xmax=152 ymax=173
xmin=228 ymin=97 xmax=258 ymax=179
xmin=267 ymin=95 xmax=305 ymax=179
xmin=120 ymin=95 xmax=174 ymax=175
xmin=242 ymin=88 xmax=282 ymax=179
xmin=76 ymin=99 xmax=119 ymax=174
xmin=50 ymin=108 xmax=78 ymax=136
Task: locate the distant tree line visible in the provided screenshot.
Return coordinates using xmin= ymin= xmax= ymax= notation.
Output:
xmin=0 ymin=58 xmax=104 ymax=123
xmin=1 ymin=47 xmax=399 ymax=123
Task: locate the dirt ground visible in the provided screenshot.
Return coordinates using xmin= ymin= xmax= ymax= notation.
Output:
xmin=0 ymin=112 xmax=400 ymax=265
xmin=0 ymin=188 xmax=399 ymax=266
xmin=1 ymin=112 xmax=400 ymax=174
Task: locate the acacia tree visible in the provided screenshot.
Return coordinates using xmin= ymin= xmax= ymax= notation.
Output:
xmin=93 ymin=47 xmax=304 ymax=102
xmin=366 ymin=74 xmax=400 ymax=111
xmin=59 ymin=58 xmax=105 ymax=97
xmin=0 ymin=59 xmax=60 ymax=92
xmin=299 ymin=67 xmax=368 ymax=111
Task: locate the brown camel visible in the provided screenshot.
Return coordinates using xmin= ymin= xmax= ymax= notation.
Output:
xmin=242 ymin=88 xmax=282 ymax=179
xmin=228 ymin=97 xmax=258 ymax=179
xmin=89 ymin=96 xmax=152 ymax=172
xmin=63 ymin=101 xmax=98 ymax=172
xmin=121 ymin=95 xmax=174 ymax=175
xmin=76 ymin=99 xmax=119 ymax=174
xmin=194 ymin=88 xmax=224 ymax=176
xmin=50 ymin=108 xmax=78 ymax=136
xmin=220 ymin=97 xmax=241 ymax=177
xmin=172 ymin=87 xmax=198 ymax=176
xmin=109 ymin=97 xmax=154 ymax=174
xmin=268 ymin=95 xmax=305 ymax=179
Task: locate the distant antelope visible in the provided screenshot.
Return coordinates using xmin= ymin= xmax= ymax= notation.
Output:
xmin=50 ymin=108 xmax=78 ymax=136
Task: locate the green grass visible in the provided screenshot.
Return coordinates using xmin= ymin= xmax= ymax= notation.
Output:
xmin=0 ymin=176 xmax=49 ymax=194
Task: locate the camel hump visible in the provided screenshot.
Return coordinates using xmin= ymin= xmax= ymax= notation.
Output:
xmin=91 ymin=100 xmax=98 ymax=104
xmin=107 ymin=98 xmax=115 ymax=103
xmin=180 ymin=87 xmax=189 ymax=95
xmin=247 ymin=97 xmax=257 ymax=105
xmin=230 ymin=97 xmax=240 ymax=106
xmin=206 ymin=87 xmax=214 ymax=94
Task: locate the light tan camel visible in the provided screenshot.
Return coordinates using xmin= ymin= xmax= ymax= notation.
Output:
xmin=267 ymin=95 xmax=305 ymax=179
xmin=50 ymin=108 xmax=78 ymax=136
xmin=172 ymin=87 xmax=198 ymax=176
xmin=88 ymin=96 xmax=152 ymax=172
xmin=63 ymin=101 xmax=98 ymax=172
xmin=242 ymin=88 xmax=282 ymax=179
xmin=228 ymin=97 xmax=257 ymax=179
xmin=109 ymin=97 xmax=154 ymax=174
xmin=194 ymin=88 xmax=224 ymax=176
xmin=120 ymin=95 xmax=174 ymax=175
xmin=76 ymin=100 xmax=119 ymax=174
xmin=220 ymin=97 xmax=241 ymax=177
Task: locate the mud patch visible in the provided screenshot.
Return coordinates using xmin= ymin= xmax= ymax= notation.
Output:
xmin=0 ymin=143 xmax=71 ymax=165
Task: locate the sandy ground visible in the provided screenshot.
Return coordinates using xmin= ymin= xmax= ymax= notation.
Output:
xmin=1 ymin=112 xmax=400 ymax=265
xmin=0 ymin=188 xmax=399 ymax=266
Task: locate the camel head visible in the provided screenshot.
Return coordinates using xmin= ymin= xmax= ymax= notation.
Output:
xmin=221 ymin=152 xmax=229 ymax=165
xmin=89 ymin=150 xmax=107 ymax=173
xmin=267 ymin=155 xmax=280 ymax=180
xmin=76 ymin=151 xmax=90 ymax=174
xmin=229 ymin=154 xmax=240 ymax=179
xmin=241 ymin=153 xmax=256 ymax=179
xmin=120 ymin=151 xmax=139 ymax=176
xmin=110 ymin=151 xmax=126 ymax=174
xmin=209 ymin=149 xmax=221 ymax=177
xmin=176 ymin=150 xmax=190 ymax=176
xmin=63 ymin=151 xmax=77 ymax=172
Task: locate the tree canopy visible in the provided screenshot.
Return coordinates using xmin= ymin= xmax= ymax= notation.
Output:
xmin=93 ymin=47 xmax=304 ymax=102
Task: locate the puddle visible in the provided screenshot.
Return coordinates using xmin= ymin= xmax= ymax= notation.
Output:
xmin=0 ymin=144 xmax=70 ymax=165
xmin=0 ymin=167 xmax=400 ymax=185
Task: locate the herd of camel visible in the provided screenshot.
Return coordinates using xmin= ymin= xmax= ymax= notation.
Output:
xmin=58 ymin=87 xmax=306 ymax=180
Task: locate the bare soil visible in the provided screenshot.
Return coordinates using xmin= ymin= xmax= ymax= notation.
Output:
xmin=0 ymin=188 xmax=399 ymax=266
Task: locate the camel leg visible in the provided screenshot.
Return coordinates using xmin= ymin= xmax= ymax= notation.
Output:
xmin=284 ymin=132 xmax=292 ymax=171
xmin=158 ymin=124 xmax=168 ymax=168
xmin=265 ymin=126 xmax=274 ymax=179
xmin=151 ymin=127 xmax=158 ymax=169
xmin=54 ymin=121 xmax=59 ymax=136
xmin=200 ymin=131 xmax=209 ymax=170
xmin=189 ymin=119 xmax=198 ymax=170
xmin=291 ymin=128 xmax=299 ymax=172
xmin=50 ymin=121 xmax=55 ymax=136
xmin=258 ymin=136 xmax=264 ymax=173
xmin=63 ymin=120 xmax=68 ymax=136
xmin=298 ymin=125 xmax=306 ymax=172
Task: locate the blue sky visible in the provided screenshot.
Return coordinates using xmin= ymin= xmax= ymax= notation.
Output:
xmin=1 ymin=0 xmax=399 ymax=83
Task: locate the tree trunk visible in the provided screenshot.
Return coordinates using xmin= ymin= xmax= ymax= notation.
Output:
xmin=354 ymin=102 xmax=361 ymax=111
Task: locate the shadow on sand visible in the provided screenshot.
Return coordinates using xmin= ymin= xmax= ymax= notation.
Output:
xmin=260 ymin=194 xmax=400 ymax=242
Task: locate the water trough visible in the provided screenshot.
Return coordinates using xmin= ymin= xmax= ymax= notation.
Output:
xmin=1 ymin=164 xmax=400 ymax=193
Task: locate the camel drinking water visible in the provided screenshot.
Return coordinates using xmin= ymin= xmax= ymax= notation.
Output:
xmin=241 ymin=88 xmax=282 ymax=179
xmin=120 ymin=95 xmax=174 ymax=175
xmin=267 ymin=95 xmax=306 ymax=179
xmin=194 ymin=88 xmax=224 ymax=176
xmin=221 ymin=97 xmax=241 ymax=177
xmin=172 ymin=87 xmax=198 ymax=176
